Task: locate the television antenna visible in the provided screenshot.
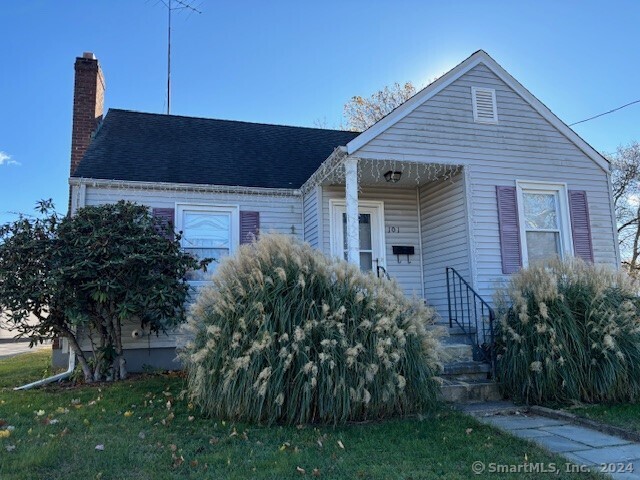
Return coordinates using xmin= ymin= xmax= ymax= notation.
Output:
xmin=157 ymin=0 xmax=202 ymax=114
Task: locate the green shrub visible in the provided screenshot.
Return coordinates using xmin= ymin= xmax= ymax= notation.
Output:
xmin=495 ymin=258 xmax=640 ymax=405
xmin=181 ymin=234 xmax=441 ymax=425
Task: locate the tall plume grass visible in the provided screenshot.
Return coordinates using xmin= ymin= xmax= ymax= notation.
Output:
xmin=181 ymin=234 xmax=441 ymax=425
xmin=495 ymin=258 xmax=640 ymax=405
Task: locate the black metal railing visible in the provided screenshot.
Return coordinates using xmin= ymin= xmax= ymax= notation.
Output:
xmin=376 ymin=265 xmax=391 ymax=280
xmin=446 ymin=267 xmax=496 ymax=377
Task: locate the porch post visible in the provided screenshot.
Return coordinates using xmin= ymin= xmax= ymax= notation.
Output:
xmin=345 ymin=156 xmax=360 ymax=267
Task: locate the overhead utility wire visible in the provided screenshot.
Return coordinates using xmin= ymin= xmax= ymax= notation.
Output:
xmin=570 ymin=99 xmax=640 ymax=126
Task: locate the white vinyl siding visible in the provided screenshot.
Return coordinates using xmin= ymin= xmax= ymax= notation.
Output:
xmin=419 ymin=172 xmax=471 ymax=320
xmin=321 ymin=185 xmax=423 ymax=298
xmin=79 ymin=185 xmax=303 ymax=350
xmin=352 ymin=62 xmax=617 ymax=305
xmin=303 ymin=187 xmax=320 ymax=248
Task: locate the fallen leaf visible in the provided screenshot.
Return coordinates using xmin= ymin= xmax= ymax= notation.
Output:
xmin=296 ymin=466 xmax=306 ymax=475
xmin=60 ymin=428 xmax=69 ymax=437
xmin=0 ymin=430 xmax=10 ymax=439
xmin=95 ymin=444 xmax=105 ymax=451
xmin=465 ymin=428 xmax=473 ymax=435
xmin=190 ymin=460 xmax=198 ymax=468
xmin=36 ymin=410 xmax=45 ymax=417
xmin=337 ymin=440 xmax=345 ymax=449
xmin=172 ymin=453 xmax=184 ymax=468
xmin=6 ymin=445 xmax=16 ymax=452
xmin=312 ymin=468 xmax=320 ymax=477
xmin=317 ymin=439 xmax=323 ymax=448
xmin=209 ymin=437 xmax=219 ymax=445
xmin=166 ymin=401 xmax=172 ymax=410
xmin=188 ymin=416 xmax=195 ymax=422
xmin=124 ymin=411 xmax=134 ymax=417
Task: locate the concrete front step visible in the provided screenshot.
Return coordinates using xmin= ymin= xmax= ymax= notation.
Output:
xmin=439 ymin=342 xmax=474 ymax=363
xmin=442 ymin=361 xmax=491 ymax=381
xmin=429 ymin=323 xmax=477 ymax=345
xmin=440 ymin=379 xmax=502 ymax=403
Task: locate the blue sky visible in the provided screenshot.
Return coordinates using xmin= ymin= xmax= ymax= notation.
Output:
xmin=1 ymin=1 xmax=639 ymax=224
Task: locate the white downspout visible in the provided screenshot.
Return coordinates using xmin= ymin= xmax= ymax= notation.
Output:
xmin=14 ymin=349 xmax=76 ymax=390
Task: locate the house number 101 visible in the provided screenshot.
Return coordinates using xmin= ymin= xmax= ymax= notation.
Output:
xmin=387 ymin=226 xmax=400 ymax=233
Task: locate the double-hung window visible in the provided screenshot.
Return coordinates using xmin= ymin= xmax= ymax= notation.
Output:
xmin=176 ymin=204 xmax=239 ymax=282
xmin=516 ymin=182 xmax=573 ymax=266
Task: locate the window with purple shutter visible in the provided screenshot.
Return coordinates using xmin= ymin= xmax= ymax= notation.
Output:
xmin=152 ymin=207 xmax=175 ymax=240
xmin=568 ymin=190 xmax=594 ymax=262
xmin=240 ymin=211 xmax=260 ymax=244
xmin=496 ymin=186 xmax=522 ymax=274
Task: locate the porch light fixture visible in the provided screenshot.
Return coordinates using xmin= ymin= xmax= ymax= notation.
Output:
xmin=384 ymin=170 xmax=402 ymax=183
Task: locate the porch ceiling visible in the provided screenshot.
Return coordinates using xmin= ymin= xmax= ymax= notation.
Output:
xmin=321 ymin=158 xmax=463 ymax=188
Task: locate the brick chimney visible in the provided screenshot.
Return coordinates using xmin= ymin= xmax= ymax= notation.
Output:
xmin=70 ymin=52 xmax=105 ymax=176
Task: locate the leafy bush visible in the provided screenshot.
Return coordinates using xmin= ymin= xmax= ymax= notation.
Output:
xmin=495 ymin=258 xmax=640 ymax=405
xmin=181 ymin=234 xmax=441 ymax=425
xmin=0 ymin=200 xmax=206 ymax=382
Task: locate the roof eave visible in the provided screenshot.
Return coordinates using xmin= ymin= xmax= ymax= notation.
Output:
xmin=69 ymin=177 xmax=302 ymax=196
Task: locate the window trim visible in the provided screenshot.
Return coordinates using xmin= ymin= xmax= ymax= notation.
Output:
xmin=471 ymin=86 xmax=498 ymax=124
xmin=175 ymin=203 xmax=240 ymax=284
xmin=515 ymin=181 xmax=573 ymax=267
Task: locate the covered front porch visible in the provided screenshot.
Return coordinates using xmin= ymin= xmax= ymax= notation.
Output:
xmin=302 ymin=152 xmax=474 ymax=322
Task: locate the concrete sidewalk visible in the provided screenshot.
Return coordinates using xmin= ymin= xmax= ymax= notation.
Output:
xmin=475 ymin=411 xmax=640 ymax=479
xmin=0 ymin=341 xmax=49 ymax=360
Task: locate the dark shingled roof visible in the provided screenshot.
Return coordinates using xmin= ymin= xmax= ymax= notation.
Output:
xmin=72 ymin=109 xmax=360 ymax=189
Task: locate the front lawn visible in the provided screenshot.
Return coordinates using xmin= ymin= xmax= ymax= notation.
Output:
xmin=568 ymin=403 xmax=640 ymax=434
xmin=0 ymin=351 xmax=603 ymax=479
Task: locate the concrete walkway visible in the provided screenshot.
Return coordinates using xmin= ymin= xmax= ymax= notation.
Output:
xmin=474 ymin=410 xmax=640 ymax=479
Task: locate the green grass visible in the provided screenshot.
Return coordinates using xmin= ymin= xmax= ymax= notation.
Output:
xmin=568 ymin=403 xmax=640 ymax=434
xmin=0 ymin=351 xmax=604 ymax=480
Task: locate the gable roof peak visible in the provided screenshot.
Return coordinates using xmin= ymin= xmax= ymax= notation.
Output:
xmin=346 ymin=50 xmax=609 ymax=172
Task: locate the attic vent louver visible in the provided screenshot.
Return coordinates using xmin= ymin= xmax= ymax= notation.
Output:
xmin=471 ymin=86 xmax=498 ymax=124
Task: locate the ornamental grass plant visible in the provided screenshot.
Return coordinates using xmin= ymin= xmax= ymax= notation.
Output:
xmin=181 ymin=234 xmax=441 ymax=425
xmin=495 ymin=258 xmax=640 ymax=405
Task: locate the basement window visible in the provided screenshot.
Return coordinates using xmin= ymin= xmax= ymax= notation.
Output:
xmin=471 ymin=87 xmax=498 ymax=124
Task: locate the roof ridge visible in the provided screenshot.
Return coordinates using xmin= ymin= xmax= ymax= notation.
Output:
xmin=107 ymin=108 xmax=360 ymax=135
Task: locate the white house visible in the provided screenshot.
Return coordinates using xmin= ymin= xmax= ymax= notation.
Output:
xmin=64 ymin=51 xmax=619 ymax=385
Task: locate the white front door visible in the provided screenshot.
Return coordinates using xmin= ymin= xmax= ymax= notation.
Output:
xmin=330 ymin=202 xmax=385 ymax=272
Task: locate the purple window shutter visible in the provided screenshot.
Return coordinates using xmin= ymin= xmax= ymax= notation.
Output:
xmin=240 ymin=211 xmax=260 ymax=244
xmin=568 ymin=190 xmax=594 ymax=262
xmin=496 ymin=186 xmax=522 ymax=274
xmin=152 ymin=208 xmax=175 ymax=240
